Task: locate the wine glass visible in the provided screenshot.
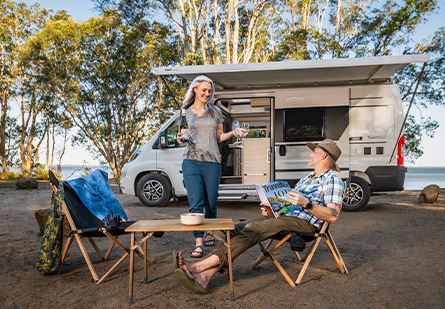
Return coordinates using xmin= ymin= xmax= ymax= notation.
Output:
xmin=232 ymin=120 xmax=241 ymax=144
xmin=241 ymin=122 xmax=249 ymax=145
xmin=241 ymin=122 xmax=249 ymax=137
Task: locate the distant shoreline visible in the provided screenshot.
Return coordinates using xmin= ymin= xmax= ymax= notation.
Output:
xmin=406 ymin=166 xmax=445 ymax=169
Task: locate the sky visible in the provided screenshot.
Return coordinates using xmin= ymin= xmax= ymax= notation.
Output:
xmin=19 ymin=0 xmax=445 ymax=167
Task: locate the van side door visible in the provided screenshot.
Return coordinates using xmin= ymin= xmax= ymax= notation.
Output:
xmin=156 ymin=117 xmax=187 ymax=195
xmin=274 ymin=106 xmax=350 ymax=186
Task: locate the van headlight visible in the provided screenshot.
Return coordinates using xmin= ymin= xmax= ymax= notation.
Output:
xmin=128 ymin=147 xmax=142 ymax=162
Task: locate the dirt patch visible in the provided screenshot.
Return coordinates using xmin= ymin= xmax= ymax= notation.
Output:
xmin=0 ymin=186 xmax=444 ymax=308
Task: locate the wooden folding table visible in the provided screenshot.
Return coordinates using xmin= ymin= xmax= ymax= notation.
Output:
xmin=124 ymin=218 xmax=235 ymax=303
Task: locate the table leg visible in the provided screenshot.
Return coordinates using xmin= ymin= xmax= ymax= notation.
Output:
xmin=128 ymin=232 xmax=135 ymax=303
xmin=226 ymin=230 xmax=234 ymax=301
xmin=143 ymin=232 xmax=148 ymax=283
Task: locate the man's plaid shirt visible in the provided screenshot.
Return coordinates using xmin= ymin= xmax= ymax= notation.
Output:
xmin=283 ymin=169 xmax=346 ymax=228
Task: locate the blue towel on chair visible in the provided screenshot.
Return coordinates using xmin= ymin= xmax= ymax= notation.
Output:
xmin=67 ymin=169 xmax=128 ymax=225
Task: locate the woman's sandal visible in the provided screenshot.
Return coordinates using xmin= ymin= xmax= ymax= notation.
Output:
xmin=204 ymin=234 xmax=215 ymax=247
xmin=190 ymin=246 xmax=203 ymax=258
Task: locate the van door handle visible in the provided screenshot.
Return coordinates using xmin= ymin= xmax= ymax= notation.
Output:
xmin=267 ymin=149 xmax=270 ymax=163
xmin=279 ymin=145 xmax=286 ymax=156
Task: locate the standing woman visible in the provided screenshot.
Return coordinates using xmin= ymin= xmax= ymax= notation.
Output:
xmin=177 ymin=75 xmax=246 ymax=258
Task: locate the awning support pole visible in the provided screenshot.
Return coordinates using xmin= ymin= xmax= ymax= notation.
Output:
xmin=389 ymin=62 xmax=427 ymax=163
xmin=159 ymin=76 xmax=182 ymax=110
xmin=367 ymin=65 xmax=384 ymax=83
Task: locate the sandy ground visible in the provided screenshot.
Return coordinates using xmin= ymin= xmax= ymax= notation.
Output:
xmin=0 ymin=183 xmax=444 ymax=309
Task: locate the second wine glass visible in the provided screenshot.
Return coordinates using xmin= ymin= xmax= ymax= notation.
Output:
xmin=241 ymin=122 xmax=249 ymax=144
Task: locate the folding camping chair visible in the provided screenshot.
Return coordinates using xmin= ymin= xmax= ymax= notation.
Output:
xmin=48 ymin=170 xmax=162 ymax=284
xmin=249 ymin=178 xmax=350 ymax=287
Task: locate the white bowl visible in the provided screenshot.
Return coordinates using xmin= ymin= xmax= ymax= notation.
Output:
xmin=180 ymin=213 xmax=204 ymax=225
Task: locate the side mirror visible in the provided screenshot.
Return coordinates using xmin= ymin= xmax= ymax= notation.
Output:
xmin=159 ymin=131 xmax=166 ymax=148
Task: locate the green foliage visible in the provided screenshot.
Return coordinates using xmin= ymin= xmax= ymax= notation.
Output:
xmin=80 ymin=167 xmax=93 ymax=178
xmin=0 ymin=169 xmax=22 ymax=180
xmin=404 ymin=115 xmax=439 ymax=163
xmin=32 ymin=166 xmax=62 ymax=180
xmin=34 ymin=11 xmax=178 ymax=177
xmin=1 ymin=0 xmax=444 ymax=170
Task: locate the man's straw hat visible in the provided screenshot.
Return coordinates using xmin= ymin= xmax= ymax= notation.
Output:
xmin=306 ymin=139 xmax=342 ymax=172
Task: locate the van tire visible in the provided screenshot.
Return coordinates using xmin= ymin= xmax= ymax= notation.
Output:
xmin=136 ymin=173 xmax=171 ymax=207
xmin=342 ymin=176 xmax=370 ymax=212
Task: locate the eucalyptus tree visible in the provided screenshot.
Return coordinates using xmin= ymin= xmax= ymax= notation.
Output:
xmin=92 ymin=0 xmax=444 ymax=164
xmin=37 ymin=12 xmax=175 ymax=177
xmin=0 ymin=1 xmax=51 ymax=175
xmin=94 ymin=0 xmax=280 ymax=65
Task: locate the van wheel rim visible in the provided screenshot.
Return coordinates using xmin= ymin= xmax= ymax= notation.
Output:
xmin=142 ymin=180 xmax=164 ymax=201
xmin=344 ymin=183 xmax=363 ymax=206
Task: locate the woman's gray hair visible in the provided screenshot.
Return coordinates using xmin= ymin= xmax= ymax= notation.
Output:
xmin=181 ymin=75 xmax=222 ymax=122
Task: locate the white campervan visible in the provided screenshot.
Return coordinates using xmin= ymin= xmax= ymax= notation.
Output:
xmin=119 ymin=55 xmax=429 ymax=211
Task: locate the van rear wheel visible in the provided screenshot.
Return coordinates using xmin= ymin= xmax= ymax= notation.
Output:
xmin=136 ymin=173 xmax=171 ymax=207
xmin=342 ymin=176 xmax=370 ymax=212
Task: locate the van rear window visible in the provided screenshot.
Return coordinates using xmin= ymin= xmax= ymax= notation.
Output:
xmin=283 ymin=108 xmax=325 ymax=142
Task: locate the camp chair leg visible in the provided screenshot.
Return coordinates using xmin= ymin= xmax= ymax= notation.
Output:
xmin=324 ymin=231 xmax=348 ymax=274
xmin=250 ymin=240 xmax=274 ymax=269
xmin=269 ymin=251 xmax=296 ymax=288
xmin=88 ymin=237 xmax=105 ymax=261
xmin=104 ymin=239 xmax=117 ymax=260
xmin=301 ymin=239 xmax=318 ymax=262
xmin=74 ymin=233 xmax=100 ymax=282
xmin=58 ymin=234 xmax=75 ymax=274
xmin=133 ymin=232 xmax=154 ymax=266
xmin=250 ymin=234 xmax=291 ymax=270
xmin=96 ymin=251 xmax=130 ymax=284
xmin=293 ymin=250 xmax=302 ymax=262
xmin=295 ymin=237 xmax=322 ymax=285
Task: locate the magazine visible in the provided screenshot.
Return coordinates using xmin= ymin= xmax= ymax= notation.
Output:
xmin=254 ymin=180 xmax=302 ymax=218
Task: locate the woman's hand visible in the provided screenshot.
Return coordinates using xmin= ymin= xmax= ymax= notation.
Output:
xmin=177 ymin=132 xmax=185 ymax=144
xmin=232 ymin=128 xmax=248 ymax=137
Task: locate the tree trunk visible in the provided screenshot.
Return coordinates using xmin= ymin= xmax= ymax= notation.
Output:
xmin=45 ymin=123 xmax=49 ymax=170
xmin=0 ymin=93 xmax=7 ymax=172
xmin=224 ymin=0 xmax=233 ymax=63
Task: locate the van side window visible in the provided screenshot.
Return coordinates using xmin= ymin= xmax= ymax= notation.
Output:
xmin=283 ymin=108 xmax=325 ymax=142
xmin=165 ymin=121 xmax=187 ymax=148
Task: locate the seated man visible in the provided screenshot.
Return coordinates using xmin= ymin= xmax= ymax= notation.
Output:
xmin=174 ymin=139 xmax=346 ymax=293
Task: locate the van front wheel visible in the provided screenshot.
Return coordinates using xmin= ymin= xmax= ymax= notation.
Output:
xmin=136 ymin=174 xmax=172 ymax=207
xmin=342 ymin=176 xmax=370 ymax=212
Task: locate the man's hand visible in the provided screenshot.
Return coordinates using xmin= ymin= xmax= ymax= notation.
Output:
xmin=260 ymin=204 xmax=270 ymax=217
xmin=287 ymin=192 xmax=340 ymax=223
xmin=286 ymin=191 xmax=309 ymax=207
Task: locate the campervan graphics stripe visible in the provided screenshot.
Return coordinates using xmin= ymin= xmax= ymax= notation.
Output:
xmin=349 ymin=97 xmax=383 ymax=100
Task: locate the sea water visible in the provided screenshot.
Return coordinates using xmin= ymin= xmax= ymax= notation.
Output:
xmin=4 ymin=166 xmax=444 ymax=190
xmin=404 ymin=168 xmax=445 ymax=190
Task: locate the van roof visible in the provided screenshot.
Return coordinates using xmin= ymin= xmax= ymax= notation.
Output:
xmin=154 ymin=54 xmax=429 ymax=89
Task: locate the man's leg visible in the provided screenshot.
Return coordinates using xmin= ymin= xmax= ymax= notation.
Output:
xmin=213 ymin=216 xmax=317 ymax=272
xmin=177 ymin=217 xmax=316 ymax=288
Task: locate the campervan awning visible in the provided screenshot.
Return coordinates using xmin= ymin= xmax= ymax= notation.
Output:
xmin=154 ymin=54 xmax=430 ymax=89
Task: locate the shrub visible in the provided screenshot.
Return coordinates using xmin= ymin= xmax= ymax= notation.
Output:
xmin=0 ymin=170 xmax=22 ymax=180
xmin=80 ymin=167 xmax=93 ymax=177
xmin=33 ymin=166 xmax=61 ymax=180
